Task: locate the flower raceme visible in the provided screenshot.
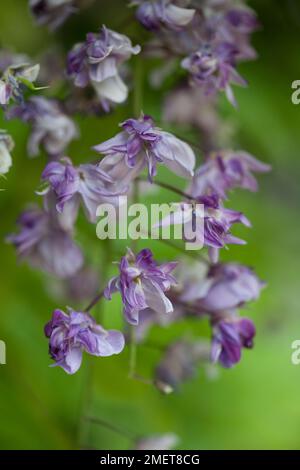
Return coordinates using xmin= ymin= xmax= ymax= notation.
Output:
xmin=44 ymin=308 xmax=125 ymax=374
xmin=94 ymin=114 xmax=196 ymax=183
xmin=104 ymin=248 xmax=177 ymax=325
xmin=67 ymin=26 xmax=141 ymax=109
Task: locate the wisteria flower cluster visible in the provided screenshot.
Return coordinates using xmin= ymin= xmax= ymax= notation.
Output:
xmin=136 ymin=0 xmax=259 ymax=106
xmin=4 ymin=0 xmax=270 ymax=450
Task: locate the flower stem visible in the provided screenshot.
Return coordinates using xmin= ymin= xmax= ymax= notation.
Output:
xmin=84 ymin=415 xmax=136 ymax=441
xmin=85 ymin=290 xmax=104 ymax=313
xmin=137 ymin=176 xmax=194 ymax=200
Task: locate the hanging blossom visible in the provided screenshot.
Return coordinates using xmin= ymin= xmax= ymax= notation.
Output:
xmin=211 ymin=315 xmax=256 ymax=368
xmin=0 ymin=130 xmax=14 ymax=175
xmin=133 ymin=0 xmax=196 ymax=31
xmin=44 ymin=308 xmax=125 ymax=374
xmin=39 ymin=157 xmax=123 ymax=225
xmin=94 ymin=114 xmax=196 ymax=183
xmin=7 ymin=206 xmax=84 ymax=279
xmin=104 ymin=248 xmax=177 ymax=325
xmin=138 ymin=1 xmax=259 ymax=105
xmin=8 ymin=96 xmax=78 ymax=158
xmin=181 ymin=42 xmax=247 ymax=107
xmin=175 ymin=260 xmax=263 ymax=367
xmin=180 ymin=262 xmax=265 ymax=312
xmin=190 ymin=150 xmax=271 ymax=199
xmin=29 ymin=0 xmax=77 ymax=30
xmin=158 ymin=194 xmax=251 ymax=263
xmin=67 ymin=26 xmax=141 ymax=110
xmin=0 ymin=62 xmax=41 ymax=107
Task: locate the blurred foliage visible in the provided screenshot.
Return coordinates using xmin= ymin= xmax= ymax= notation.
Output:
xmin=0 ymin=0 xmax=300 ymax=450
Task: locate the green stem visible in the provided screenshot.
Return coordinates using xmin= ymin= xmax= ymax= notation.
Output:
xmin=84 ymin=416 xmax=136 ymax=441
xmin=137 ymin=176 xmax=194 ymax=200
xmin=76 ymin=242 xmax=111 ymax=448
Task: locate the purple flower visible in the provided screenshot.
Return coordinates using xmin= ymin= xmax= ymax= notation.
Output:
xmin=94 ymin=114 xmax=196 ymax=182
xmin=134 ymin=0 xmax=195 ymax=31
xmin=40 ymin=157 xmax=122 ymax=224
xmin=44 ymin=308 xmax=125 ymax=374
xmin=211 ymin=316 xmax=256 ymax=368
xmin=104 ymin=248 xmax=177 ymax=325
xmin=225 ymin=8 xmax=259 ymax=34
xmin=181 ymin=41 xmax=247 ymax=106
xmin=29 ymin=0 xmax=76 ymax=30
xmin=181 ymin=262 xmax=265 ymax=312
xmin=67 ymin=26 xmax=140 ymax=107
xmin=159 ymin=194 xmax=251 ymax=263
xmin=190 ymin=150 xmax=271 ymax=199
xmin=7 ymin=206 xmax=84 ymax=279
xmin=134 ymin=433 xmax=179 ymax=450
xmin=8 ymin=97 xmax=78 ymax=158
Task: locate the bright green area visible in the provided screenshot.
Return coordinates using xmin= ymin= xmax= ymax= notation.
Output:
xmin=0 ymin=0 xmax=300 ymax=450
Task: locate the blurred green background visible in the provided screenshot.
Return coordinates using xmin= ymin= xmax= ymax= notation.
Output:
xmin=0 ymin=0 xmax=300 ymax=450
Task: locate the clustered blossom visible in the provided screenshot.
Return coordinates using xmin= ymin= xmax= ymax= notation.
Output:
xmin=67 ymin=26 xmax=140 ymax=109
xmin=29 ymin=0 xmax=77 ymax=30
xmin=159 ymin=193 xmax=251 ymax=263
xmin=190 ymin=150 xmax=271 ymax=198
xmin=180 ymin=262 xmax=264 ymax=312
xmin=181 ymin=42 xmax=247 ymax=107
xmin=136 ymin=1 xmax=259 ymax=105
xmin=39 ymin=157 xmax=122 ymax=224
xmin=8 ymin=96 xmax=78 ymax=158
xmin=104 ymin=248 xmax=177 ymax=325
xmin=0 ymin=130 xmax=14 ymax=175
xmin=7 ymin=206 xmax=84 ymax=279
xmin=94 ymin=114 xmax=196 ymax=182
xmin=133 ymin=0 xmax=196 ymax=31
xmin=0 ymin=62 xmax=40 ymax=107
xmin=45 ymin=308 xmax=125 ymax=374
xmin=4 ymin=0 xmax=267 ymax=449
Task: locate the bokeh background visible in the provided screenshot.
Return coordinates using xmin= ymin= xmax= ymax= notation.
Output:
xmin=0 ymin=0 xmax=300 ymax=450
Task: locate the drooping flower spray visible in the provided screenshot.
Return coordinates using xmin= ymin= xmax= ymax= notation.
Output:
xmin=4 ymin=0 xmax=270 ymax=449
